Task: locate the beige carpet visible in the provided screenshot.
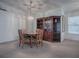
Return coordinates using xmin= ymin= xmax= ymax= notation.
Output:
xmin=0 ymin=40 xmax=79 ymax=58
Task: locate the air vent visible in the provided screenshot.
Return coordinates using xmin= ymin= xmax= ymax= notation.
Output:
xmin=0 ymin=7 xmax=7 ymax=11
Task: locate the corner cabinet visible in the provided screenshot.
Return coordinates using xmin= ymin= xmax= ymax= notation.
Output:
xmin=37 ymin=16 xmax=61 ymax=42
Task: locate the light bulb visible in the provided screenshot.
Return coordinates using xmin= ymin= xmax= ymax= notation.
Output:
xmin=28 ymin=16 xmax=34 ymax=20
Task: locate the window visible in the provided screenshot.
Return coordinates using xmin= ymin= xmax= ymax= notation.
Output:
xmin=68 ymin=16 xmax=79 ymax=34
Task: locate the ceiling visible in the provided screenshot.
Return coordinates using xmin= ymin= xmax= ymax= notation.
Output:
xmin=0 ymin=0 xmax=79 ymax=15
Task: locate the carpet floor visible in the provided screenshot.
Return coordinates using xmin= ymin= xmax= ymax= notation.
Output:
xmin=0 ymin=39 xmax=79 ymax=58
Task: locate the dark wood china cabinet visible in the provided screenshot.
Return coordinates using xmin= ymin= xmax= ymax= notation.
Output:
xmin=37 ymin=16 xmax=61 ymax=42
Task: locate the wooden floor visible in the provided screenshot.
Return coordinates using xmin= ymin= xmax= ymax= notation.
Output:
xmin=0 ymin=39 xmax=79 ymax=58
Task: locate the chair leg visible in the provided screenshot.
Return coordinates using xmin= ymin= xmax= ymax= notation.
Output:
xmin=35 ymin=41 xmax=39 ymax=48
xmin=19 ymin=40 xmax=24 ymax=48
xmin=29 ymin=39 xmax=32 ymax=48
xmin=19 ymin=43 xmax=20 ymax=47
xmin=38 ymin=41 xmax=43 ymax=47
xmin=21 ymin=40 xmax=24 ymax=48
xmin=41 ymin=41 xmax=43 ymax=47
xmin=19 ymin=40 xmax=21 ymax=47
xmin=37 ymin=41 xmax=41 ymax=47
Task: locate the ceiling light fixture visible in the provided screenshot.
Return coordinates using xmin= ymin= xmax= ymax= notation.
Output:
xmin=27 ymin=0 xmax=34 ymax=20
xmin=27 ymin=15 xmax=34 ymax=20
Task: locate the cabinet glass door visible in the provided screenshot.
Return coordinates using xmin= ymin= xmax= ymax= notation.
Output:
xmin=43 ymin=20 xmax=53 ymax=32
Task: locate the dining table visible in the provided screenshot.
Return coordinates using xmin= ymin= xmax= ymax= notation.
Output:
xmin=24 ymin=33 xmax=37 ymax=48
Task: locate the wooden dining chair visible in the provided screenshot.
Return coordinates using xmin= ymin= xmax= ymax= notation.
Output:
xmin=18 ymin=29 xmax=29 ymax=48
xmin=36 ymin=29 xmax=44 ymax=47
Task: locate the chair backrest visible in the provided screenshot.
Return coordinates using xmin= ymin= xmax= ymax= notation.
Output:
xmin=36 ymin=29 xmax=44 ymax=40
xmin=18 ymin=29 xmax=24 ymax=40
xmin=22 ymin=29 xmax=27 ymax=34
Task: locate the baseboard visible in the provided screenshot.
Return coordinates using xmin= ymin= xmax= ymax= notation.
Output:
xmin=64 ymin=39 xmax=79 ymax=42
xmin=0 ymin=40 xmax=17 ymax=44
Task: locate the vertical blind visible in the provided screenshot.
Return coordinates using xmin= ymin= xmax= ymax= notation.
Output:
xmin=68 ymin=16 xmax=79 ymax=34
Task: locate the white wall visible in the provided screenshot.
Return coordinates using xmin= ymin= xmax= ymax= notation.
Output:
xmin=36 ymin=4 xmax=79 ymax=41
xmin=36 ymin=8 xmax=65 ymax=42
xmin=0 ymin=2 xmax=38 ymax=43
xmin=1 ymin=1 xmax=79 ymax=42
xmin=43 ymin=7 xmax=79 ymax=41
xmin=0 ymin=3 xmax=27 ymax=43
xmin=0 ymin=2 xmax=36 ymax=35
xmin=65 ymin=33 xmax=79 ymax=41
xmin=0 ymin=11 xmax=8 ymax=42
xmin=64 ymin=11 xmax=79 ymax=41
xmin=36 ymin=8 xmax=62 ymax=18
xmin=26 ymin=17 xmax=36 ymax=34
xmin=0 ymin=11 xmax=17 ymax=42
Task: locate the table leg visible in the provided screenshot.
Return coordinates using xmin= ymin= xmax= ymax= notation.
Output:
xmin=29 ymin=39 xmax=32 ymax=48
